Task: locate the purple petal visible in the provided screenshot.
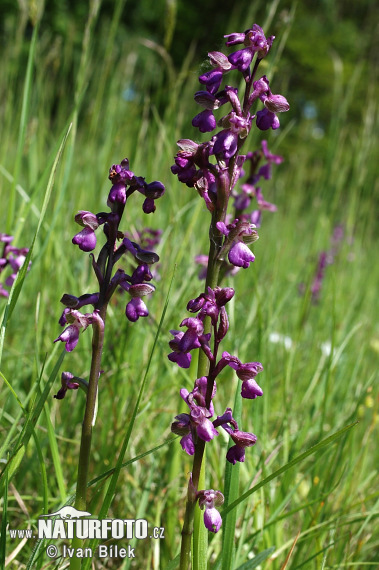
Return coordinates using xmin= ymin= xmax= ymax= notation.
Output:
xmin=213 ymin=130 xmax=238 ymax=159
xmin=107 ymin=182 xmax=127 ymax=205
xmin=256 ymin=108 xmax=280 ymax=130
xmin=241 ymin=378 xmax=263 ymax=399
xmin=228 ymin=48 xmax=253 ymax=71
xmin=142 ymin=198 xmax=156 ymax=213
xmin=125 ymin=298 xmax=149 ymax=322
xmin=204 ymin=507 xmax=222 ymax=533
xmin=228 ymin=242 xmax=255 ymax=268
xmin=180 ymin=433 xmax=195 ymax=455
xmin=226 ymin=444 xmax=246 ymax=464
xmin=192 ymin=109 xmax=217 ymax=133
xmin=54 ymin=325 xmax=80 ymax=352
xmin=72 ymin=228 xmax=97 ymax=252
xmin=195 ymin=417 xmax=219 ymax=442
xmin=224 ymin=32 xmax=246 ymax=46
xmin=168 ymin=351 xmax=192 ymax=368
xmin=199 ymin=69 xmax=223 ymax=94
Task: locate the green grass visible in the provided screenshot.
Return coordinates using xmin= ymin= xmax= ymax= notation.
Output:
xmin=0 ymin=2 xmax=378 ymax=569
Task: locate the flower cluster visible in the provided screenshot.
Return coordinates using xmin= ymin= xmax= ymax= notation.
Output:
xmin=55 ymin=159 xmax=165 ymax=353
xmin=232 ymin=140 xmax=283 ymax=224
xmin=170 ymin=286 xmax=263 ymax=531
xmin=169 ymin=23 xmax=288 ymax=547
xmin=171 ymin=26 xmax=288 ymax=197
xmin=299 ymin=224 xmax=346 ymax=303
xmin=0 ymin=234 xmax=30 ymax=297
xmin=194 ymin=140 xmax=283 ymax=279
xmin=171 ymin=25 xmax=287 ymax=282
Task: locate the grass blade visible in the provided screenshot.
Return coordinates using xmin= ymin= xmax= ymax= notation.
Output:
xmin=80 ymin=268 xmax=175 ymax=570
xmin=235 ymin=546 xmax=276 ymax=569
xmin=222 ymin=422 xmax=358 ymax=517
xmin=0 ymin=350 xmax=66 ymax=493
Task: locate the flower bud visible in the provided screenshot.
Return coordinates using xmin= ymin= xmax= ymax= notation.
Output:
xmin=208 ymin=51 xmax=232 ymax=70
xmin=264 ymin=94 xmax=290 ymax=113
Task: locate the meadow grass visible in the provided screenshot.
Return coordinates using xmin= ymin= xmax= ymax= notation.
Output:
xmin=0 ymin=2 xmax=378 ymax=568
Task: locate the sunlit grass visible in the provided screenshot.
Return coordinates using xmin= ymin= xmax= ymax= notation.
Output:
xmin=1 ymin=2 xmax=378 ymax=568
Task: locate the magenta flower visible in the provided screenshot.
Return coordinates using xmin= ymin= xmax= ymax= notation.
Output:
xmin=228 ymin=241 xmax=255 ymax=268
xmin=225 ymin=24 xmax=275 ymax=73
xmin=125 ymin=297 xmax=149 ymax=322
xmin=0 ymin=235 xmax=30 ymax=296
xmin=217 ymin=220 xmax=258 ymax=269
xmin=0 ymin=283 xmax=9 ymax=297
xmin=213 ymin=407 xmax=257 ymax=464
xmin=168 ymin=22 xmax=289 ymax=557
xmin=72 ymin=227 xmax=97 ymax=252
xmin=167 ymin=330 xmax=194 ymax=368
xmin=171 ymin=378 xmax=219 ymax=454
xmin=168 ymin=317 xmax=209 ymax=368
xmin=72 ymin=211 xmax=100 ymax=252
xmin=225 ymin=428 xmax=257 ymax=464
xmin=204 ymin=507 xmax=222 ymax=533
xmin=256 ymin=108 xmax=281 ymax=130
xmin=199 ymin=69 xmax=224 ymax=94
xmin=54 ymin=309 xmax=99 ymax=352
xmin=197 ymin=489 xmax=224 ymax=533
xmin=192 ymin=109 xmax=217 ymax=133
xmin=212 ymin=129 xmax=239 ymax=159
xmin=255 ymin=187 xmax=277 ymax=212
xmin=54 ymin=371 xmax=80 ymax=400
xmin=107 ymin=158 xmax=165 ymax=212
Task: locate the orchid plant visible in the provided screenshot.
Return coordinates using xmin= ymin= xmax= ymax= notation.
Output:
xmin=53 ymin=159 xmax=164 ymax=567
xmin=169 ymin=23 xmax=289 ymax=567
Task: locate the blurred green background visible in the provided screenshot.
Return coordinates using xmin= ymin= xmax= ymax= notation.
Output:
xmin=0 ymin=1 xmax=378 ymax=568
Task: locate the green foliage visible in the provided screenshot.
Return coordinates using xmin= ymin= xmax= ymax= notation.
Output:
xmin=0 ymin=0 xmax=378 ymax=568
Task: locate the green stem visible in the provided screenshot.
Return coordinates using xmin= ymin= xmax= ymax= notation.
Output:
xmin=69 ymin=309 xmax=105 ymax=569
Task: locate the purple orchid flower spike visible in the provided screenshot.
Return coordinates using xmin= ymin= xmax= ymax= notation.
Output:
xmin=57 ymin=157 xmax=164 ymax=350
xmin=168 ymin=22 xmax=289 ymax=564
xmin=54 ymin=153 xmax=165 ymax=551
xmin=299 ymin=224 xmax=346 ymax=304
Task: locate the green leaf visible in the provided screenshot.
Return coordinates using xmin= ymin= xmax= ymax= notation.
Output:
xmin=235 ymin=546 xmax=276 ymax=569
xmin=0 ymin=350 xmax=66 ymax=493
xmin=221 ymin=382 xmax=242 ymax=570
